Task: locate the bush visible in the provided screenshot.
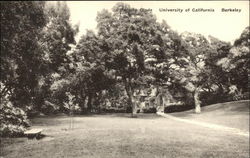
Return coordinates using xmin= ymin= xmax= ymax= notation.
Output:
xmin=200 ymin=91 xmax=229 ymax=106
xmin=142 ymin=107 xmax=156 ymax=113
xmin=0 ymin=97 xmax=30 ymax=137
xmin=164 ymin=104 xmax=194 ymax=113
xmin=126 ymin=106 xmax=132 ymax=113
xmin=40 ymin=100 xmax=59 ymax=115
xmin=231 ymin=91 xmax=249 ymax=101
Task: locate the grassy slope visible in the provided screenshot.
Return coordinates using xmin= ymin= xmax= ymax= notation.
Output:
xmin=170 ymin=100 xmax=250 ymax=131
xmin=0 ymin=101 xmax=249 ymax=158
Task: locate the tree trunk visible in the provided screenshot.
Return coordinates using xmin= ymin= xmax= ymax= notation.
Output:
xmin=87 ymin=93 xmax=93 ymax=113
xmin=155 ymin=93 xmax=162 ymax=112
xmin=124 ymin=83 xmax=136 ymax=117
xmin=80 ymin=89 xmax=86 ymax=113
xmin=123 ymin=77 xmax=136 ymax=117
xmin=131 ymin=95 xmax=136 ymax=116
xmin=194 ymin=87 xmax=201 ymax=113
xmin=127 ymin=88 xmax=137 ymax=117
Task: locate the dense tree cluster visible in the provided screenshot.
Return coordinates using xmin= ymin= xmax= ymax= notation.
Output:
xmin=1 ymin=2 xmax=249 ymax=136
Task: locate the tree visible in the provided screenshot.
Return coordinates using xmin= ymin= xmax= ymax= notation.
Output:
xmin=1 ymin=1 xmax=47 ymax=136
xmin=217 ymin=26 xmax=249 ymax=98
xmin=36 ymin=2 xmax=79 ymax=112
xmin=96 ymin=3 xmax=182 ymax=116
xmin=41 ymin=2 xmax=77 ymax=74
xmin=202 ymin=36 xmax=232 ymax=104
xmin=55 ymin=30 xmax=116 ymax=113
xmin=171 ymin=32 xmax=213 ymax=113
xmin=1 ymin=1 xmax=47 ymax=110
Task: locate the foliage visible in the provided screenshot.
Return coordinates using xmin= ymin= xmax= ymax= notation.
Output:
xmin=217 ymin=26 xmax=249 ymax=95
xmin=168 ymin=32 xmax=212 ymax=113
xmin=63 ymin=92 xmax=81 ymax=114
xmin=1 ymin=1 xmax=249 ymax=128
xmin=142 ymin=107 xmax=157 ymax=113
xmin=1 ymin=1 xmax=47 ymax=110
xmin=96 ymin=3 xmax=188 ymax=115
xmin=41 ymin=1 xmax=77 ymax=74
xmin=36 ymin=1 xmax=79 ymax=113
xmin=0 ymin=96 xmax=30 ymax=137
xmin=199 ymin=36 xmax=233 ymax=104
xmin=61 ymin=30 xmax=117 ymax=113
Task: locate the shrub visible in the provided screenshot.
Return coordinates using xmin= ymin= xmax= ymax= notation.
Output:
xmin=164 ymin=104 xmax=194 ymax=113
xmin=126 ymin=106 xmax=132 ymax=113
xmin=200 ymin=91 xmax=229 ymax=106
xmin=142 ymin=107 xmax=156 ymax=113
xmin=0 ymin=97 xmax=30 ymax=137
xmin=40 ymin=100 xmax=59 ymax=115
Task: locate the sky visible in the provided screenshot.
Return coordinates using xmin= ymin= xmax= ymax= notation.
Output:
xmin=66 ymin=1 xmax=249 ymax=43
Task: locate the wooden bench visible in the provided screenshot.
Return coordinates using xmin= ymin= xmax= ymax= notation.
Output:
xmin=24 ymin=128 xmax=43 ymax=139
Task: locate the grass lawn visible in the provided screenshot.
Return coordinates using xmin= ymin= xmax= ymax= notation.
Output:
xmin=1 ymin=101 xmax=249 ymax=158
xmin=170 ymin=100 xmax=249 ymax=132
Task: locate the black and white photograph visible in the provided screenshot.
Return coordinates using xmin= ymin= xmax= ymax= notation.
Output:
xmin=0 ymin=1 xmax=249 ymax=158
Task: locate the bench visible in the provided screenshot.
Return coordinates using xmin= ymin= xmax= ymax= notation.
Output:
xmin=24 ymin=128 xmax=43 ymax=139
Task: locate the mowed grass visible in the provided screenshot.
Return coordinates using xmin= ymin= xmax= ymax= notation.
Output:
xmin=1 ymin=101 xmax=249 ymax=158
xmin=171 ymin=100 xmax=249 ymax=132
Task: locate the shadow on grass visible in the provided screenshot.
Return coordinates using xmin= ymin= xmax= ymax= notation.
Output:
xmin=30 ymin=113 xmax=162 ymax=127
xmin=64 ymin=113 xmax=162 ymax=119
xmin=0 ymin=137 xmax=26 ymax=147
xmin=26 ymin=134 xmax=47 ymax=140
xmin=98 ymin=113 xmax=162 ymax=119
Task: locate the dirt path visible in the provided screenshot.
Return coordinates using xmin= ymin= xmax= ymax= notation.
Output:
xmin=157 ymin=112 xmax=249 ymax=137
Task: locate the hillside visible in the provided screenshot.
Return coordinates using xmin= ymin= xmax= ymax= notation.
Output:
xmin=170 ymin=100 xmax=250 ymax=131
